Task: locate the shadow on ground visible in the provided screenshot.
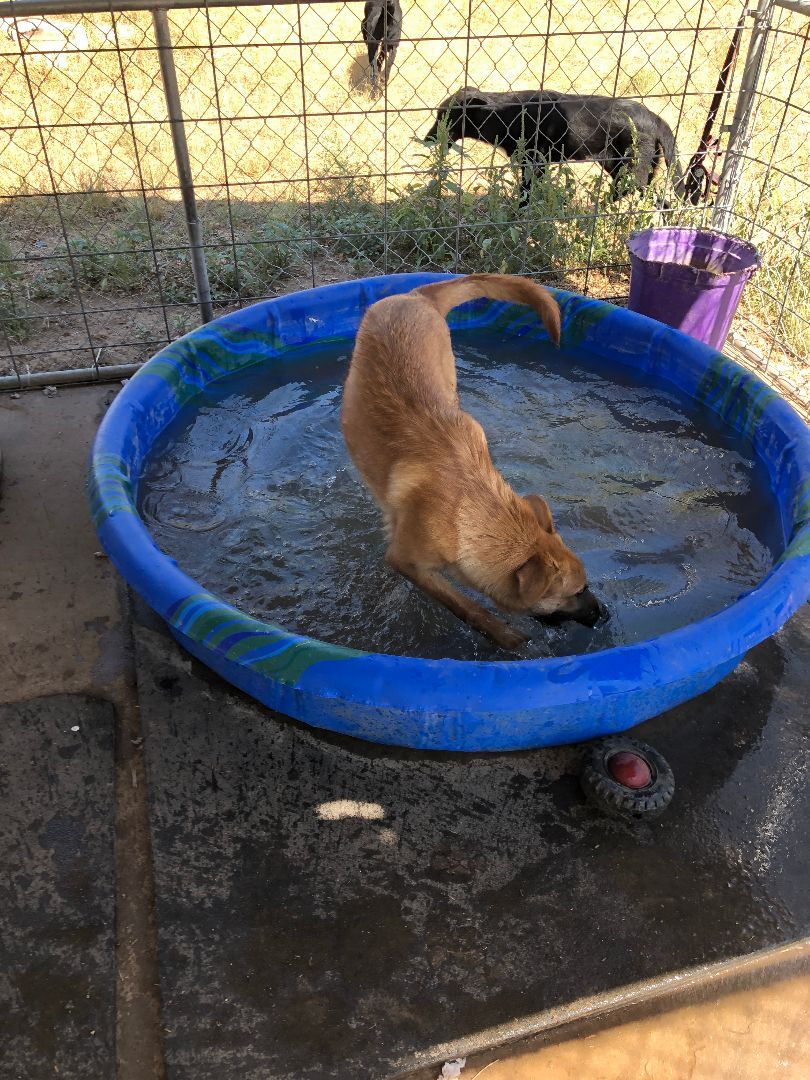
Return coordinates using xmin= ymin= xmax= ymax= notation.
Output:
xmin=133 ymin=595 xmax=810 ymax=1080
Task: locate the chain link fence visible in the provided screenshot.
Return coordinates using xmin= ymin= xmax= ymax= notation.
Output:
xmin=0 ymin=0 xmax=807 ymax=409
xmin=712 ymin=0 xmax=809 ymax=408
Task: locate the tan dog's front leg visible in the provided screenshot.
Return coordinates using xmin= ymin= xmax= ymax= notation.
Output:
xmin=388 ymin=556 xmax=527 ymax=651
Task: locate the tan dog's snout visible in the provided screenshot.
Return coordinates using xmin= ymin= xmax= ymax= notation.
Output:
xmin=565 ymin=585 xmax=604 ymax=627
xmin=535 ymin=585 xmax=605 ymax=628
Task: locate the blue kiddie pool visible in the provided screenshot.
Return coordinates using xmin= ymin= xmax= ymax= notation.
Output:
xmin=89 ymin=274 xmax=810 ymax=751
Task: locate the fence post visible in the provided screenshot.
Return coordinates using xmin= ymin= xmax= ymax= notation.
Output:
xmin=152 ymin=7 xmax=214 ymax=324
xmin=712 ymin=0 xmax=775 ymax=234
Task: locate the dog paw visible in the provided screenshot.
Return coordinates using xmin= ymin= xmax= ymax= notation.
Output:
xmin=494 ymin=626 xmax=528 ymax=652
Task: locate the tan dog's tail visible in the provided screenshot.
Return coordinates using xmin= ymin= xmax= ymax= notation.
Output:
xmin=413 ymin=273 xmax=561 ymax=345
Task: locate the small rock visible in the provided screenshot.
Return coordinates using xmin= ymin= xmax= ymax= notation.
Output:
xmin=440 ymin=1060 xmax=466 ymax=1078
xmin=93 ymin=550 xmax=107 ymax=559
xmin=10 ymin=392 xmax=21 ymax=399
xmin=42 ymin=385 xmax=58 ymax=397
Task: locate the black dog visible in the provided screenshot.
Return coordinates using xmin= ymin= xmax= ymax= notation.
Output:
xmin=361 ymin=1 xmax=402 ymax=92
xmin=425 ymin=87 xmax=690 ymax=202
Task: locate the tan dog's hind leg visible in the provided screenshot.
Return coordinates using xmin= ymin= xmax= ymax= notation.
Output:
xmin=386 ymin=552 xmax=527 ymax=651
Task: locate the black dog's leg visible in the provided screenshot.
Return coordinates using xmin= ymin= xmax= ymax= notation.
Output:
xmin=607 ymin=139 xmax=660 ymax=201
xmin=368 ymin=43 xmax=379 ymax=91
xmin=381 ymin=44 xmax=397 ymax=85
xmin=519 ymin=158 xmax=546 ymax=204
xmin=604 ymin=154 xmax=640 ymax=201
xmin=633 ymin=149 xmax=656 ymax=198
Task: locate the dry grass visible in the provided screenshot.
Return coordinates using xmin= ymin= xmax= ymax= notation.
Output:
xmin=0 ymin=1 xmax=761 ymax=198
xmin=0 ymin=0 xmax=807 ymax=398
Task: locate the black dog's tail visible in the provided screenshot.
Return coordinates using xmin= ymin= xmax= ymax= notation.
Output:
xmin=655 ymin=117 xmax=687 ymax=199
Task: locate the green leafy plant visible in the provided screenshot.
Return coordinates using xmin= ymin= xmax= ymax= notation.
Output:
xmin=0 ymin=236 xmax=32 ymax=342
xmin=204 ymin=215 xmax=308 ymax=301
xmin=70 ymin=224 xmax=152 ymax=292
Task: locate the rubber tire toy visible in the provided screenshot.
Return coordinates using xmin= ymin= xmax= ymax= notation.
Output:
xmin=580 ymin=736 xmax=675 ymax=820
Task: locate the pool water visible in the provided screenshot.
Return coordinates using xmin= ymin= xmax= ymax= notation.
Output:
xmin=138 ymin=332 xmax=783 ymax=660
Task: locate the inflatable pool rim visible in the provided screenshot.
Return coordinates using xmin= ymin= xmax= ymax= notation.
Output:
xmin=89 ymin=273 xmax=810 ymax=751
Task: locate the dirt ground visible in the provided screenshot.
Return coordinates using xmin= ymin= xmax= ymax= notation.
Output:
xmin=0 ymin=253 xmax=348 ymax=377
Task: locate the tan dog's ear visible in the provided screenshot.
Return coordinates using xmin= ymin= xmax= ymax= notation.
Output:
xmin=515 ymin=555 xmax=543 ymax=598
xmin=525 ymin=494 xmax=555 ymax=533
xmin=515 ymin=553 xmax=558 ymax=598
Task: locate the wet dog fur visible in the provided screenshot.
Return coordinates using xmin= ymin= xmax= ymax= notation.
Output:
xmin=341 ymin=273 xmax=602 ymax=650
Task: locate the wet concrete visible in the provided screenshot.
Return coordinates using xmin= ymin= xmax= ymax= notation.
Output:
xmin=0 ymin=385 xmax=164 ymax=1080
xmin=0 ymin=386 xmax=127 ymax=701
xmin=134 ymin=598 xmax=809 ymax=1080
xmin=0 ymin=695 xmax=115 ymax=1078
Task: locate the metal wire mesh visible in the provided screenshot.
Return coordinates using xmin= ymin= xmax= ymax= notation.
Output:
xmin=0 ymin=0 xmax=806 ymax=409
xmin=713 ymin=0 xmax=810 ymax=408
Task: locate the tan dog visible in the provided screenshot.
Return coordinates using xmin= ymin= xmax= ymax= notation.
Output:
xmin=341 ymin=273 xmax=602 ymax=650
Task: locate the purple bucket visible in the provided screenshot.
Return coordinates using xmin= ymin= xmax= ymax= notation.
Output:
xmin=627 ymin=227 xmax=760 ymax=350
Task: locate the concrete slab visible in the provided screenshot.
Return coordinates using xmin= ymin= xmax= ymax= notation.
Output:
xmin=135 ymin=600 xmax=810 ymax=1080
xmin=0 ymin=384 xmax=165 ymax=1080
xmin=0 ymin=385 xmax=126 ymax=703
xmin=0 ymin=695 xmax=116 ymax=1078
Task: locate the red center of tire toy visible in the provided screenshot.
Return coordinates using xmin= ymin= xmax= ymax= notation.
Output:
xmin=607 ymin=751 xmax=652 ymax=789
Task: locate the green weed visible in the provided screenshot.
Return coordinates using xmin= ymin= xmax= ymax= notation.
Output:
xmin=0 ymin=236 xmax=32 ymax=342
xmin=206 ymin=215 xmax=308 ymax=300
